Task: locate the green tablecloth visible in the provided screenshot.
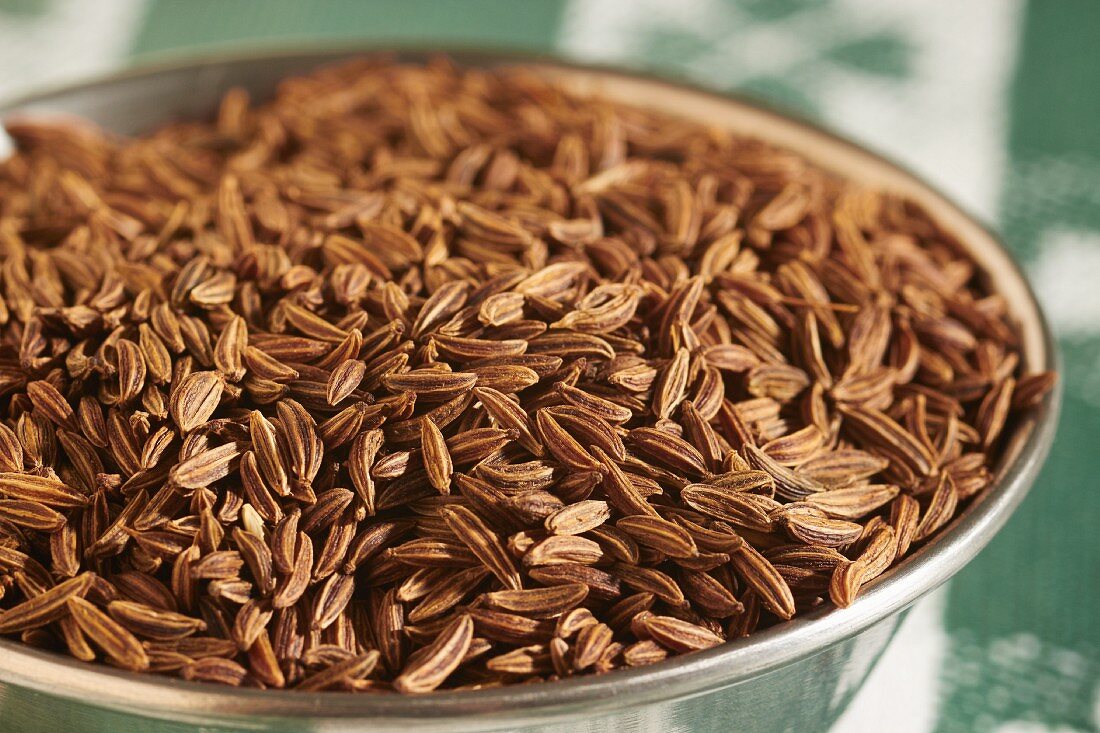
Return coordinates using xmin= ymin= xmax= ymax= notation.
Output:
xmin=1 ymin=1 xmax=1096 ymax=730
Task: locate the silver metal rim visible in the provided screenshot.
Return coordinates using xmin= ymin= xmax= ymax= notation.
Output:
xmin=0 ymin=45 xmax=1062 ymax=725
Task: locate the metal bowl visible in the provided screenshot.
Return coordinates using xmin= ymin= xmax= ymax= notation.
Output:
xmin=0 ymin=48 xmax=1061 ymax=733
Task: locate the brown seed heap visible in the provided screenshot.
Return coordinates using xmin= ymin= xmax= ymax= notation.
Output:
xmin=0 ymin=58 xmax=1055 ymax=692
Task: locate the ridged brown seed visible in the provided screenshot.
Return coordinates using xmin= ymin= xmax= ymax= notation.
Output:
xmin=760 ymin=425 xmax=825 ymax=466
xmin=627 ymin=428 xmax=707 ymax=477
xmin=170 ymin=371 xmax=223 ymax=433
xmin=392 ymin=614 xmax=473 ymax=694
xmin=420 ymin=418 xmax=452 ymax=494
xmin=535 ymin=409 xmax=600 ymax=471
xmin=523 ymin=535 xmax=604 ymax=567
xmin=803 ymin=483 xmax=900 ymax=520
xmin=652 ymin=348 xmax=690 ymax=419
xmin=169 ymin=442 xmax=242 ymax=489
xmin=68 ymin=595 xmax=150 ymax=671
xmin=473 ymin=386 xmax=543 ymax=456
xmin=612 ymin=564 xmax=685 ymax=607
xmin=483 ymin=583 xmax=589 ymax=617
xmin=914 ymin=473 xmax=959 ymax=542
xmin=182 ymin=657 xmax=248 ymax=686
xmin=796 ymin=450 xmax=889 ymax=487
xmin=546 ymin=406 xmax=627 ymax=462
xmin=0 ymin=573 xmax=94 ymax=633
xmin=27 ymin=380 xmax=76 ymax=429
xmin=347 ymin=429 xmax=383 ymax=514
xmin=0 ymin=473 xmax=89 ymax=508
xmin=573 ymin=621 xmax=614 ymax=670
xmin=0 ymin=499 xmax=66 ymax=531
xmin=382 ymin=370 xmax=478 ymax=402
xmin=838 ymin=405 xmax=934 ymax=477
xmin=107 ymin=601 xmax=206 ymax=640
xmin=116 ymin=339 xmax=148 ymax=404
xmin=326 ymin=360 xmax=366 ymax=405
xmin=829 ymin=561 xmax=866 ymax=608
xmin=616 ymin=516 xmax=697 ymax=558
xmin=594 ymin=448 xmax=659 ymax=518
xmin=272 ymin=533 xmax=313 ymax=609
xmin=1011 ymin=371 xmax=1056 ymax=409
xmin=681 ymin=571 xmax=743 ymax=617
xmin=784 ymin=512 xmax=864 ymax=547
xmin=213 ymin=315 xmax=247 ymax=382
xmin=680 ymin=484 xmax=778 ymax=533
xmin=297 ymin=651 xmax=380 ymax=691
xmin=545 ymin=500 xmax=611 ymax=536
xmin=408 ymin=567 xmax=488 ymax=624
xmin=643 ymin=615 xmax=725 ymax=653
xmin=440 ymin=506 xmax=522 ymax=591
xmin=730 ymin=545 xmax=796 ymax=620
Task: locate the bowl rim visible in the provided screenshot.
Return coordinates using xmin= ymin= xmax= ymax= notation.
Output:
xmin=0 ymin=44 xmax=1062 ymax=726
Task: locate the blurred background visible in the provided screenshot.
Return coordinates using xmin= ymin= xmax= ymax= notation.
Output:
xmin=1 ymin=1 xmax=1096 ymax=731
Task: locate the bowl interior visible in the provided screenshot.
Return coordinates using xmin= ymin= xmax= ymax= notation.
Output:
xmin=0 ymin=48 xmax=1061 ymax=725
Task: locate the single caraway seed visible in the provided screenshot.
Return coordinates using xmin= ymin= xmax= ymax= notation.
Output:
xmin=0 ymin=58 xmax=1055 ymax=692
